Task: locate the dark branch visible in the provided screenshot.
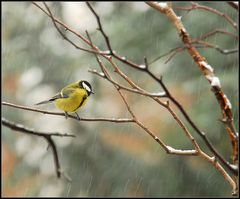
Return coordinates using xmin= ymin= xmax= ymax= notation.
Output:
xmin=175 ymin=2 xmax=238 ymax=30
xmin=227 ymin=2 xmax=239 ymax=11
xmin=86 ymin=2 xmax=113 ymax=54
xmin=2 ymin=102 xmax=135 ymax=123
xmin=198 ymin=29 xmax=238 ymax=40
xmin=32 ymin=2 xmax=106 ymax=56
xmin=86 ymin=3 xmax=238 ymax=175
xmin=86 ymin=2 xmax=146 ymax=71
xmin=2 ymin=117 xmax=75 ymax=178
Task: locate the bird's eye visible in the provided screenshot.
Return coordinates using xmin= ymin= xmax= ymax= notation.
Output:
xmin=79 ymin=81 xmax=82 ymax=87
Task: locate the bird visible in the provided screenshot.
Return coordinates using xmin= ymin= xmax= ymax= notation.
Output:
xmin=35 ymin=80 xmax=94 ymax=120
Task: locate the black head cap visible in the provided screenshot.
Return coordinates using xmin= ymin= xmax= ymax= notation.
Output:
xmin=79 ymin=80 xmax=94 ymax=95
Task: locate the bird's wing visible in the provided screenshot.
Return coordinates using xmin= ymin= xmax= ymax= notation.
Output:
xmin=60 ymin=87 xmax=76 ymax=98
xmin=35 ymin=87 xmax=76 ymax=105
xmin=35 ymin=90 xmax=71 ymax=105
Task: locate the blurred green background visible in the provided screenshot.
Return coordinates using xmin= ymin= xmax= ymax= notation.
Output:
xmin=2 ymin=2 xmax=238 ymax=197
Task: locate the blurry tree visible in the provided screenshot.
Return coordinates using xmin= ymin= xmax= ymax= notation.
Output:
xmin=2 ymin=1 xmax=238 ymax=197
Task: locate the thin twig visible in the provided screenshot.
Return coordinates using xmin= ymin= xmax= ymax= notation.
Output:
xmin=2 ymin=117 xmax=75 ymax=178
xmin=86 ymin=2 xmax=146 ymax=71
xmin=199 ymin=150 xmax=237 ymax=195
xmin=147 ymin=1 xmax=238 ymax=176
xmin=198 ymin=29 xmax=238 ymax=40
xmin=191 ymin=40 xmax=238 ymax=54
xmin=175 ymin=2 xmax=238 ymax=30
xmin=32 ymin=2 xmax=238 ymax=193
xmin=149 ymin=41 xmax=238 ymax=65
xmin=2 ymin=102 xmax=135 ymax=123
xmin=38 ymin=1 xmax=238 ymax=176
xmin=227 ymin=2 xmax=239 ymax=11
xmin=86 ymin=29 xmax=198 ymax=156
xmin=88 ymin=69 xmax=166 ymax=97
xmin=87 ymin=1 xmax=238 ymax=177
xmin=86 ymin=2 xmax=113 ymax=54
xmin=32 ymin=2 xmax=107 ymax=56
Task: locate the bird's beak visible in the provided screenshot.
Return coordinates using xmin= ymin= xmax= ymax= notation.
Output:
xmin=91 ymin=91 xmax=94 ymax=94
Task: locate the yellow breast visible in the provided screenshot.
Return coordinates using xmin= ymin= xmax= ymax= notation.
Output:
xmin=55 ymin=89 xmax=88 ymax=113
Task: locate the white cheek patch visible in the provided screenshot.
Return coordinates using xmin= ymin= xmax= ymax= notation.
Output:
xmin=82 ymin=82 xmax=91 ymax=93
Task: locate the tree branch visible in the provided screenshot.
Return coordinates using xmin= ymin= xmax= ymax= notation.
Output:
xmin=2 ymin=102 xmax=135 ymax=123
xmin=174 ymin=2 xmax=238 ymax=30
xmin=146 ymin=2 xmax=238 ymax=176
xmin=31 ymin=2 xmax=238 ymax=194
xmin=227 ymin=2 xmax=239 ymax=11
xmin=86 ymin=29 xmax=199 ymax=156
xmin=2 ymin=117 xmax=75 ymax=178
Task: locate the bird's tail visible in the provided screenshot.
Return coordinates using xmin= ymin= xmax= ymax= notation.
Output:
xmin=35 ymin=99 xmax=54 ymax=105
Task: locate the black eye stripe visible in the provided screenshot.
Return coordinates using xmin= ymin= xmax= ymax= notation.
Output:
xmin=84 ymin=81 xmax=91 ymax=89
xmin=79 ymin=81 xmax=92 ymax=92
xmin=83 ymin=81 xmax=91 ymax=89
